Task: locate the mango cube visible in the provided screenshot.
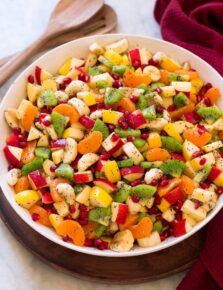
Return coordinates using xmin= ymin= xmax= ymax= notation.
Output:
xmin=89 ymin=186 xmax=112 ymax=207
xmin=157 ymin=198 xmax=170 ymax=212
xmin=104 ymin=49 xmax=122 ymax=65
xmin=184 ymin=161 xmax=197 ymax=178
xmin=120 ymin=54 xmax=130 ymax=66
xmin=102 ymin=110 xmax=123 ymax=125
xmin=191 ymin=78 xmax=204 ymax=94
xmin=49 ymin=214 xmax=63 ymax=230
xmin=52 ymin=149 xmax=64 ymax=164
xmin=182 ymin=140 xmax=200 ymax=161
xmin=147 ymin=132 xmax=162 ymax=149
xmin=104 ymin=160 xmax=121 ymax=183
xmin=15 ymin=190 xmax=40 ymax=209
xmin=214 ymin=171 xmax=223 ymax=187
xmin=27 ymin=83 xmax=42 ymax=103
xmin=190 ymin=153 xmax=215 ymax=171
xmin=164 ymin=123 xmax=183 ymax=143
xmin=160 ymin=57 xmax=181 ymax=72
xmin=42 ymin=79 xmax=57 ymax=91
xmin=58 ymin=58 xmax=71 ymax=75
xmin=76 ymin=91 xmax=96 ymax=106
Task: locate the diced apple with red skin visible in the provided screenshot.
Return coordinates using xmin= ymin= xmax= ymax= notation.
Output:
xmin=111 ymin=202 xmax=128 ymax=224
xmin=6 ymin=132 xmax=19 ymax=147
xmin=4 ymin=145 xmax=23 ymax=167
xmin=94 ymin=178 xmax=118 ymax=193
xmin=173 ymin=219 xmax=192 ymax=237
xmin=50 ymin=139 xmax=67 ymax=150
xmin=39 ymin=188 xmax=54 ymax=204
xmin=35 ymin=66 xmax=52 ymax=85
xmin=96 ymin=160 xmax=108 ymax=173
xmin=128 ymin=49 xmax=141 ymax=66
xmin=208 ymin=166 xmax=221 ymax=181
xmin=128 ymin=110 xmax=147 ymax=129
xmin=73 ymin=171 xmax=93 ymax=183
xmin=79 ymin=115 xmax=95 ymax=130
xmin=120 ymin=166 xmax=145 ymax=182
xmin=102 ymin=132 xmax=124 ymax=154
xmin=28 ymin=170 xmax=47 ymax=190
xmin=163 ymin=187 xmax=184 ymax=205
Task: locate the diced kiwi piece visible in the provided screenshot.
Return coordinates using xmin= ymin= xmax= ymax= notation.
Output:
xmin=149 ymin=82 xmax=165 ymax=91
xmin=197 ymin=106 xmax=223 ymax=123
xmin=133 ymin=138 xmax=146 ymax=148
xmin=98 ymin=55 xmax=113 ymax=68
xmin=73 ymin=184 xmax=84 ymax=193
xmin=92 ymin=119 xmax=109 ymax=139
xmin=112 ymin=65 xmax=128 ymax=76
xmin=94 ymin=171 xmax=105 ymax=178
xmin=137 ymin=84 xmax=147 ymax=91
xmin=140 ymin=161 xmax=153 ymax=169
xmin=40 ymin=90 xmax=57 ymax=106
xmin=21 ymin=157 xmax=44 ymax=175
xmin=114 ymin=182 xmax=131 ymax=203
xmin=153 ymin=221 xmax=163 ymax=234
xmin=193 ymin=164 xmax=212 ymax=183
xmin=174 ymin=92 xmax=189 ymax=108
xmin=96 ymin=80 xmax=110 ymax=89
xmin=55 ymin=163 xmax=74 ymax=181
xmin=115 ymin=128 xmax=141 ymax=138
xmin=161 ymin=136 xmax=182 ymax=152
xmin=95 ymin=224 xmax=107 ymax=237
xmin=138 ymin=212 xmax=149 ymax=222
xmin=160 ymin=160 xmax=185 ymax=177
xmin=88 ymin=207 xmax=111 ymax=226
xmin=142 ymin=105 xmax=156 ymax=120
xmin=35 ymin=147 xmax=51 ymax=160
xmin=117 ymin=159 xmax=134 ymax=168
xmin=105 ymin=88 xmax=124 ymax=106
xmin=88 ymin=67 xmax=100 ymax=76
xmin=130 ymin=184 xmax=157 ymax=205
xmin=137 ymin=95 xmax=147 ymax=110
xmin=51 ymin=111 xmax=68 ymax=137
xmin=144 ymin=92 xmax=156 ymax=100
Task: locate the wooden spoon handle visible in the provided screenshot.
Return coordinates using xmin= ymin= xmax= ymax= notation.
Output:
xmin=0 ymin=35 xmax=47 ymax=85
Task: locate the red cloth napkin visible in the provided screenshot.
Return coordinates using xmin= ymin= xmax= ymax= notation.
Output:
xmin=154 ymin=0 xmax=223 ymax=76
xmin=154 ymin=1 xmax=223 ymax=289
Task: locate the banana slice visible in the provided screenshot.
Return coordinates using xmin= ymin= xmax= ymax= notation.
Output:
xmin=85 ymin=52 xmax=97 ymax=68
xmin=65 ymin=80 xmax=89 ymax=96
xmin=110 ymin=230 xmax=134 ymax=252
xmin=63 ymin=137 xmax=77 ymax=164
xmin=89 ymin=42 xmax=105 ymax=55
xmin=122 ymin=142 xmax=144 ymax=165
xmin=68 ymin=97 xmax=90 ymax=116
xmin=137 ymin=231 xmax=161 ymax=247
xmin=143 ymin=65 xmax=161 ymax=81
xmin=105 ymin=38 xmax=128 ymax=54
xmin=77 ymin=153 xmax=99 ymax=172
xmin=4 ymin=108 xmax=20 ymax=128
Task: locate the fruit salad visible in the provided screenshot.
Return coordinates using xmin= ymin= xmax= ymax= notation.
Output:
xmin=4 ymin=38 xmax=223 ymax=252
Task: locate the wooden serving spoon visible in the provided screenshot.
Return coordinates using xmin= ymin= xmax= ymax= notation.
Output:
xmin=0 ymin=0 xmax=104 ymax=85
xmin=0 ymin=5 xmax=117 ymax=67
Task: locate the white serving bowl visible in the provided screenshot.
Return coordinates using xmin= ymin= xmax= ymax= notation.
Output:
xmin=0 ymin=34 xmax=223 ymax=257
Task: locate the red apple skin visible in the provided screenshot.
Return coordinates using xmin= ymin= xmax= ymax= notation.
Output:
xmin=94 ymin=178 xmax=117 ymax=192
xmin=107 ymin=139 xmax=124 ymax=154
xmin=96 ymin=160 xmax=105 ymax=173
xmin=4 ymin=146 xmax=20 ymax=167
xmin=115 ymin=204 xmax=128 ymax=224
xmin=6 ymin=133 xmax=19 ymax=147
xmin=128 ymin=110 xmax=147 ymax=129
xmin=121 ymin=166 xmax=145 ymax=176
xmin=35 ymin=66 xmax=42 ymax=85
xmin=173 ymin=219 xmax=186 ymax=237
xmin=50 ymin=139 xmax=66 ymax=150
xmin=129 ymin=49 xmax=141 ymax=65
xmin=208 ymin=166 xmax=222 ymax=181
xmin=79 ymin=116 xmax=95 ymax=129
xmin=40 ymin=189 xmax=54 ymax=204
xmin=28 ymin=170 xmax=47 ymax=189
xmin=74 ymin=172 xmax=92 ymax=183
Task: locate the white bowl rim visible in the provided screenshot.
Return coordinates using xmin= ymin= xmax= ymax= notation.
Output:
xmin=0 ymin=33 xmax=223 ymax=257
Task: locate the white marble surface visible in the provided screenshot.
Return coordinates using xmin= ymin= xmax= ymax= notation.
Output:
xmin=0 ymin=0 xmax=186 ymax=289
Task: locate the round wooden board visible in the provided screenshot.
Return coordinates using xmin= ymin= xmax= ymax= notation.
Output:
xmin=0 ymin=190 xmax=206 ymax=284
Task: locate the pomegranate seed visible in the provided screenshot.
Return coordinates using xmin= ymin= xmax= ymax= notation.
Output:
xmin=205 ymin=83 xmax=213 ymax=90
xmin=94 ymin=238 xmax=102 ymax=247
xmin=147 ymin=207 xmax=159 ymax=214
xmin=140 ymin=133 xmax=148 ymax=140
xmin=148 ymin=58 xmax=159 ymax=66
xmin=199 ymin=158 xmax=206 ymax=165
xmin=108 ymin=124 xmax=115 ymax=132
xmin=104 ymin=105 xmax=111 ymax=110
xmin=96 ymin=102 xmax=104 ymax=109
xmin=156 ymin=105 xmax=164 ymax=113
xmin=131 ymin=195 xmax=140 ymax=203
xmin=120 ymin=122 xmax=128 ymax=129
xmin=27 ymin=74 xmax=34 ymax=84
xmin=124 ymin=111 xmax=130 ymax=119
xmin=176 ymin=212 xmax=182 ymax=221
xmin=155 ymin=87 xmax=162 ymax=94
xmin=79 ymin=219 xmax=88 ymax=225
xmin=173 ymin=200 xmax=184 ymax=211
xmin=63 ymin=77 xmax=72 ymax=85
xmin=154 ymin=194 xmax=162 ymax=205
xmin=130 ymin=95 xmax=138 ymax=103
xmin=160 ymin=230 xmax=169 ymax=241
xmin=117 ymin=106 xmax=125 ymax=113
xmin=160 ymin=179 xmax=169 ymax=187
xmin=59 ymin=83 xmax=66 ymax=90
xmin=183 ymin=111 xmax=200 ymax=124
xmin=161 ymin=175 xmax=167 ymax=181
xmin=42 ymin=119 xmax=51 ymax=127
xmin=111 ymin=133 xmax=119 ymax=142
xmin=18 ymin=134 xmax=27 ymax=142
xmin=19 ymin=141 xmax=27 ymax=148
xmin=200 ymin=182 xmax=210 ymax=189
xmin=112 ymin=80 xmax=123 ymax=88
xmin=62 ymin=235 xmax=69 ymax=242
xmin=100 ymin=240 xmax=109 ymax=250
xmin=197 ymin=124 xmax=207 ymax=134
xmin=127 ymin=136 xmax=135 ymax=142
xmin=167 ymin=104 xmax=176 ymax=112
xmin=132 ymin=60 xmax=141 ymax=68
xmin=79 ymin=204 xmax=87 ymax=212
xmin=204 ymin=97 xmax=211 ymax=107
xmin=131 ymin=180 xmax=143 ymax=187
xmin=69 ymin=205 xmax=76 ymax=213
xmin=217 ymin=187 xmax=223 ymax=195
xmin=197 ymin=95 xmax=203 ymax=102
xmin=112 ymin=74 xmax=120 ymax=80
xmin=220 ymin=152 xmax=223 ymax=158
xmin=50 ymin=164 xmax=57 ymax=172
xmin=80 ymin=211 xmax=88 ymax=219
xmin=8 ymin=164 xmax=14 ymax=171
xmin=155 ymin=214 xmax=163 ymax=221
xmin=151 ymin=179 xmax=159 ymax=186
xmin=100 ymin=153 xmax=110 ymax=160
xmin=85 ymin=239 xmax=93 ymax=247
xmin=118 ymin=117 xmax=125 ymax=124
xmin=13 ymin=127 xmax=22 ymax=135
xmin=160 ymin=130 xmax=168 ymax=136
xmin=192 ymin=151 xmax=203 ymax=158
xmin=194 ymin=201 xmax=200 ymax=209
xmin=32 ymin=213 xmax=40 ymax=221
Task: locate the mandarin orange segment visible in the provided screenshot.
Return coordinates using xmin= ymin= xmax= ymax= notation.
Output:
xmin=21 ymin=103 xmax=38 ymax=131
xmin=77 ymin=131 xmax=103 ymax=154
xmin=119 ymin=214 xmax=139 ymax=231
xmin=56 ymin=220 xmax=85 ymax=246
xmin=170 ymin=102 xmax=195 ymax=121
xmin=53 ymin=104 xmax=80 ymax=124
xmin=204 ymin=87 xmax=220 ymax=105
xmin=146 ymin=148 xmax=170 ymax=162
xmin=82 ymin=221 xmax=98 ymax=239
xmin=183 ymin=129 xmax=211 ymax=147
xmin=159 ymin=69 xmax=169 ymax=85
xmin=21 ymin=140 xmax=37 ymax=164
xmin=123 ymin=69 xmax=151 ymax=87
xmin=49 ymin=177 xmax=70 ymax=202
xmin=14 ymin=176 xmax=31 ymax=193
xmin=29 ymin=205 xmax=51 ymax=227
xmin=128 ymin=217 xmax=153 ymax=239
xmin=114 ymin=97 xmax=136 ymax=112
xmin=158 ymin=178 xmax=182 ymax=197
xmin=180 ymin=175 xmax=196 ymax=195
